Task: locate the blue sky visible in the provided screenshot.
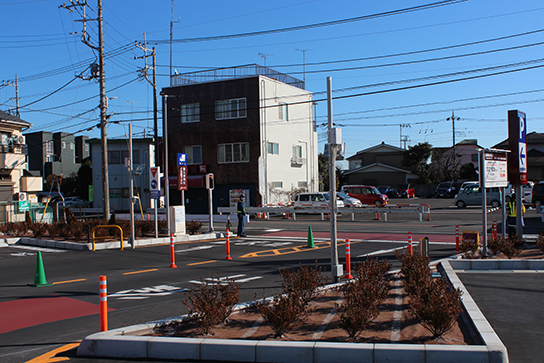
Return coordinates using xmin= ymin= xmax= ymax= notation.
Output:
xmin=2 ymin=0 xmax=544 ymax=164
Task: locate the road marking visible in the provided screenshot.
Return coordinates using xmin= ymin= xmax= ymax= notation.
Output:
xmin=312 ymin=296 xmax=343 ymax=340
xmin=264 ymin=229 xmax=282 ymax=232
xmin=11 ymin=252 xmax=36 ymax=257
xmin=176 ymin=245 xmax=214 ymax=253
xmin=234 ymin=240 xmax=293 ymax=247
xmin=109 ymin=285 xmax=187 ymax=300
xmin=391 ymin=277 xmax=402 ymax=342
xmin=188 ymin=274 xmax=262 ymax=285
xmin=25 ymin=341 xmax=80 ymax=363
xmin=240 ymin=241 xmax=331 ymax=258
xmin=356 ymin=246 xmax=405 ymax=258
xmin=9 ymin=245 xmax=66 ymax=253
xmin=122 ymin=268 xmax=158 ymax=275
xmin=188 ymin=260 xmax=217 ymax=266
xmin=52 ymin=278 xmax=87 ymax=285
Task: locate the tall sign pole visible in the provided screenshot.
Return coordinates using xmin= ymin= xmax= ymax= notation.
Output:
xmin=327 ymin=77 xmax=341 ymax=283
xmin=163 ymin=95 xmax=170 ymax=236
xmin=508 ymin=110 xmax=527 ymax=236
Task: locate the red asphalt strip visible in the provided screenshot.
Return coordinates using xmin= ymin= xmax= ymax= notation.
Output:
xmin=261 ymin=231 xmax=455 ymax=243
xmin=0 ymin=297 xmax=114 ymax=335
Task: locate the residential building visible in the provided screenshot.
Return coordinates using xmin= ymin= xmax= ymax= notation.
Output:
xmin=25 ymin=131 xmax=89 ymax=180
xmin=0 ymin=111 xmax=42 ymax=222
xmin=493 ymin=131 xmax=544 ymax=181
xmin=344 ymin=142 xmax=416 ymax=186
xmin=89 ymin=137 xmax=155 ymax=212
xmin=432 ymin=139 xmax=481 ymax=171
xmin=161 ymin=64 xmax=318 ymax=214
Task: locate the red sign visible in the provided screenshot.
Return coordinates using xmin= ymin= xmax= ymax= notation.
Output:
xmin=178 ymin=166 xmax=188 ymax=191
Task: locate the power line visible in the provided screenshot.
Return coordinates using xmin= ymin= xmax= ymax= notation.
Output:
xmin=148 ymin=0 xmax=467 ymax=44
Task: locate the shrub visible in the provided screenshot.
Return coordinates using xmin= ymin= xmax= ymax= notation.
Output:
xmin=337 ymin=259 xmax=391 ymax=339
xmin=279 ymin=263 xmax=327 ymax=306
xmin=460 ymin=239 xmax=479 ymax=259
xmin=537 ymin=232 xmax=544 ymax=253
xmin=182 ymin=276 xmax=240 ymax=335
xmin=29 ymin=223 xmax=47 ymax=239
xmin=409 ymin=277 xmax=462 ymax=339
xmin=47 ymin=222 xmax=63 ymax=238
xmin=256 ymin=291 xmax=307 ymax=338
xmin=137 ymin=220 xmax=154 ymax=236
xmin=487 ymin=236 xmax=502 ymax=255
xmin=186 ymin=220 xmax=203 ymax=235
xmin=501 ymin=235 xmax=522 ymax=259
xmin=71 ymin=223 xmax=86 ymax=242
xmin=395 ymin=250 xmax=431 ymax=296
xmin=66 ymin=209 xmax=77 ymax=225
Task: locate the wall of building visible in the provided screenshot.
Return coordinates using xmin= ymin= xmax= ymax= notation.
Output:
xmin=260 ymin=76 xmax=317 ymax=204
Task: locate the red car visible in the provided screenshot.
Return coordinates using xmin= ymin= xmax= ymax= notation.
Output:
xmin=396 ymin=183 xmax=415 ymax=198
xmin=340 ymin=185 xmax=388 ymax=206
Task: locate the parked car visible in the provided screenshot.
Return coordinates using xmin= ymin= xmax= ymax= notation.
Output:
xmin=532 ymin=182 xmax=544 ymax=207
xmin=454 ymin=186 xmax=501 ymax=208
xmin=340 ymin=185 xmax=388 ymax=206
xmin=62 ymin=197 xmax=91 ymax=208
xmin=294 ymin=192 xmax=344 ymax=209
xmin=504 ymin=182 xmax=533 ymax=203
xmin=333 ymin=192 xmax=363 ymax=207
xmin=396 ymin=183 xmax=415 ymax=198
xmin=459 ymin=181 xmax=478 ymax=193
xmin=435 ymin=182 xmax=458 ymax=198
xmin=377 ymin=185 xmax=396 ymax=198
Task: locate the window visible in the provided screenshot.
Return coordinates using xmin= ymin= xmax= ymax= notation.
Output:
xmin=69 ymin=142 xmax=74 ymax=150
xmin=62 ymin=141 xmax=66 ymax=149
xmin=46 ymin=141 xmax=54 ymax=155
xmin=216 ymin=98 xmax=247 ymax=120
xmin=278 ymin=103 xmax=288 ymax=121
xmin=45 ymin=155 xmax=52 ymax=162
xmin=293 ymin=145 xmax=303 ymax=158
xmin=121 ymin=150 xmax=140 ymax=165
xmin=271 ymin=181 xmax=283 ymax=188
xmin=183 ymin=145 xmax=202 ymax=164
xmin=471 ymin=154 xmax=478 ymax=162
xmin=267 ymin=142 xmax=279 ymax=155
xmin=107 ymin=150 xmax=121 ymax=164
xmin=218 ymin=143 xmax=249 ymax=163
xmin=181 ymin=103 xmax=200 ymax=123
xmin=0 ymin=133 xmax=9 ymax=145
xmin=298 ymin=181 xmax=308 ymax=188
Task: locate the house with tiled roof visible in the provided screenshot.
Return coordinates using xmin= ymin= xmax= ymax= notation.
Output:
xmin=493 ymin=131 xmax=544 ymax=181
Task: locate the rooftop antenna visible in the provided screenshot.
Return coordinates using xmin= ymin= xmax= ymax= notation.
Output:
xmin=295 ymin=49 xmax=312 ymax=83
xmin=259 ymin=53 xmax=273 ymax=67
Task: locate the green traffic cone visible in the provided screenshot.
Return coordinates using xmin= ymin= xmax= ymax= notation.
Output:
xmin=306 ymin=226 xmax=315 ymax=248
xmin=28 ymin=251 xmax=52 ymax=287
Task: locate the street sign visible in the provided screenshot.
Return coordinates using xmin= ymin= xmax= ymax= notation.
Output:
xmin=178 ymin=165 xmax=187 ymax=191
xmin=177 ymin=153 xmax=187 ymax=167
xmin=484 ymin=151 xmax=508 ymax=188
xmin=150 ymin=167 xmax=160 ymax=199
xmin=508 ymin=110 xmax=527 ymax=185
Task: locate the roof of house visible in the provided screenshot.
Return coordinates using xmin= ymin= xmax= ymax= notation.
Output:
xmin=0 ymin=110 xmax=32 ymax=129
xmin=492 ymin=131 xmax=544 ymax=149
xmin=346 ymin=142 xmax=405 ymax=160
xmin=342 ymin=162 xmax=411 ymax=175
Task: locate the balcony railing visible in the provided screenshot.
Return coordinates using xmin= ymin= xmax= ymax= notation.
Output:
xmin=0 ymin=144 xmax=25 ymax=169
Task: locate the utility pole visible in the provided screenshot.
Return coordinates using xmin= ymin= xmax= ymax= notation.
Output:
xmin=169 ymin=0 xmax=180 ymax=86
xmin=2 ymin=76 xmax=19 ymax=116
xmin=128 ymin=123 xmax=135 ymax=248
xmin=134 ymin=35 xmax=159 ymax=167
xmin=447 ymin=111 xmax=460 ymax=181
xmin=60 ymin=0 xmax=110 ymax=220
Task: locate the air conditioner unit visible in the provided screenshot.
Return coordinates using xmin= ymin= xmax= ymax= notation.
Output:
xmin=14 ymin=192 xmax=27 ymax=201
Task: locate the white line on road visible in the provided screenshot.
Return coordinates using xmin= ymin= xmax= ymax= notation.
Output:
xmin=175 ymin=245 xmax=214 ymax=253
xmin=8 ymin=245 xmax=66 ymax=253
xmin=391 ymin=277 xmax=402 ymax=342
xmin=356 ymin=246 xmax=405 ymax=258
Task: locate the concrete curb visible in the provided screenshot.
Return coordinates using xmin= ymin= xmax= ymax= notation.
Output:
xmin=12 ymin=232 xmax=227 ymax=251
xmin=77 ymin=260 xmax=510 ymax=363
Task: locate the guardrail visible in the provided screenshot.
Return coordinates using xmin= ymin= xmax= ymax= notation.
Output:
xmin=218 ymin=204 xmax=431 ymax=222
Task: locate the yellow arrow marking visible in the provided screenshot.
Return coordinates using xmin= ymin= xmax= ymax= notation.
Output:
xmin=25 ymin=341 xmax=80 ymax=363
xmin=240 ymin=241 xmax=332 ymax=258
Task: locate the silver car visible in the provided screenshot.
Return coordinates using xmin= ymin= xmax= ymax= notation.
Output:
xmin=454 ymin=186 xmax=501 ymax=208
xmin=333 ymin=192 xmax=363 ymax=207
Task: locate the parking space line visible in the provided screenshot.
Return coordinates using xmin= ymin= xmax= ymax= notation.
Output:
xmin=188 ymin=260 xmax=217 ymax=266
xmin=52 ymin=278 xmax=87 ymax=285
xmin=122 ymin=269 xmax=158 ymax=275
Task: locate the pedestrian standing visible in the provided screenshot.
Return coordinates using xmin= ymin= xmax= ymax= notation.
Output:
xmin=507 ymin=193 xmax=525 ymax=237
xmin=237 ymin=194 xmax=247 ymax=237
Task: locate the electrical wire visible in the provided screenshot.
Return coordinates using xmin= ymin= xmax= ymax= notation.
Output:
xmin=148 ymin=0 xmax=467 ymax=44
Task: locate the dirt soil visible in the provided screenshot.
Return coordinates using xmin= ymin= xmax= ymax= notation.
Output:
xmin=149 ymin=277 xmax=476 ymax=345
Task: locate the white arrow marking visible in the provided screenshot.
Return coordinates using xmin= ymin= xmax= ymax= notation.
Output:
xmin=175 ymin=245 xmax=214 ymax=253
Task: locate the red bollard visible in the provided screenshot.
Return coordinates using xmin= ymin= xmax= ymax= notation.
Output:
xmin=408 ymin=232 xmax=413 ymax=255
xmin=225 ymin=229 xmax=232 ymax=260
xmin=170 ymin=234 xmax=177 ymax=268
xmin=344 ymin=239 xmax=353 ymax=279
xmin=455 ymin=226 xmax=460 ymax=253
xmin=99 ymin=275 xmax=108 ymax=332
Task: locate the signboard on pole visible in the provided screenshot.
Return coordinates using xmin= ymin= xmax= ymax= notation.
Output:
xmin=508 ymin=110 xmax=527 ymax=185
xmin=177 ymin=153 xmax=187 ymax=167
xmin=178 ymin=165 xmax=187 ymax=191
xmin=483 ymin=151 xmax=508 ymax=188
xmin=150 ymin=167 xmax=160 ymax=199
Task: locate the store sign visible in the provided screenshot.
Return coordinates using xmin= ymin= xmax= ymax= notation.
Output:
xmin=178 ymin=166 xmax=188 ymax=191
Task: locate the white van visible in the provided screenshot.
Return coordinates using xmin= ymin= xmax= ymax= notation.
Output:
xmin=294 ymin=192 xmax=344 ymax=209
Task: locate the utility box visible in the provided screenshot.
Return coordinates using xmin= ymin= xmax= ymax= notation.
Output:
xmin=169 ymin=206 xmax=186 ymax=235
